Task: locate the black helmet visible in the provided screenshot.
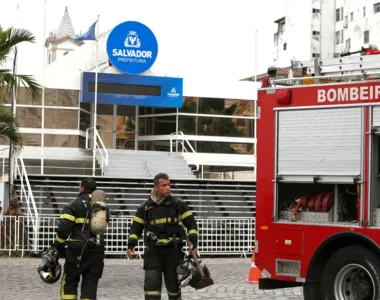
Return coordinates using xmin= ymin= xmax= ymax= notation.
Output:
xmin=176 ymin=258 xmax=213 ymax=289
xmin=37 ymin=247 xmax=62 ymax=284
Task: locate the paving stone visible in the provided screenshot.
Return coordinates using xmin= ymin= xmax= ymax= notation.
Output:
xmin=0 ymin=258 xmax=303 ymax=299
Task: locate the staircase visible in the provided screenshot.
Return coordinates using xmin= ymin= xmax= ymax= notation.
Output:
xmin=13 ymin=175 xmax=256 ymax=255
xmin=104 ymin=150 xmax=196 ymax=179
xmin=0 ymin=156 xmax=101 ymax=176
xmin=15 ymin=175 xmax=255 ymax=218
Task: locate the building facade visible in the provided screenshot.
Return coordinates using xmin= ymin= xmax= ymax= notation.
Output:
xmin=4 ymin=8 xmax=257 ymax=179
xmin=273 ymin=0 xmax=380 ymax=67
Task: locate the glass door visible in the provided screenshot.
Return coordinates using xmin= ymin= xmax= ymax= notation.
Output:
xmin=96 ymin=104 xmax=114 ymax=149
xmin=115 ymin=105 xmax=136 ymax=150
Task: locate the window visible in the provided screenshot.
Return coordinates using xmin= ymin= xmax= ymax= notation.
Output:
xmin=44 ymin=108 xmax=78 ymax=129
xmin=364 ymin=7 xmax=366 ymax=17
xmin=350 ymin=12 xmax=354 ymax=21
xmin=139 ymin=115 xmax=176 ymax=136
xmin=279 ymin=22 xmax=285 ymax=33
xmin=283 ymin=43 xmax=287 ymax=51
xmin=335 ymin=31 xmax=340 ymax=45
xmin=336 ymin=8 xmax=341 ymax=21
xmin=16 ymin=107 xmax=42 ymax=128
xmin=346 ymin=38 xmax=351 ymax=50
xmin=44 ymin=135 xmax=78 ymax=147
xmin=364 ymin=30 xmax=370 ymax=43
xmin=345 ymin=16 xmax=348 ymax=25
xmin=375 ymin=3 xmax=380 ymax=14
xmin=45 ymin=88 xmax=79 ymax=107
xmin=178 ymin=115 xmax=254 ymax=138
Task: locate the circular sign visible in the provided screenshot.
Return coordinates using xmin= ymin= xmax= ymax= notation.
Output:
xmin=106 ymin=21 xmax=158 ymax=75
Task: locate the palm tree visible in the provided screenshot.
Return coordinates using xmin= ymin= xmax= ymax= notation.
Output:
xmin=0 ymin=25 xmax=42 ymax=151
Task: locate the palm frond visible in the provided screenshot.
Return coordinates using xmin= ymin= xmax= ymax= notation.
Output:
xmin=0 ymin=26 xmax=36 ymax=66
xmin=0 ymin=106 xmax=22 ymax=152
xmin=0 ymin=69 xmax=42 ymax=104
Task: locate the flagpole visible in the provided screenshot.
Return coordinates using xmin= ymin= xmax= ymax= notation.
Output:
xmin=41 ymin=0 xmax=47 ymax=175
xmin=92 ymin=15 xmax=100 ymax=176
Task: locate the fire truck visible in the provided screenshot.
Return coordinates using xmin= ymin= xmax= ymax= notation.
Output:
xmin=255 ymin=54 xmax=380 ymax=300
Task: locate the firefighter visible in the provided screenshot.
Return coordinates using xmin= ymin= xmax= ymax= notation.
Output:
xmin=51 ymin=178 xmax=110 ymax=300
xmin=127 ymin=173 xmax=198 ymax=300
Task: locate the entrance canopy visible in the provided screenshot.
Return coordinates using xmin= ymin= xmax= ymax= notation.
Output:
xmin=81 ymin=72 xmax=183 ymax=108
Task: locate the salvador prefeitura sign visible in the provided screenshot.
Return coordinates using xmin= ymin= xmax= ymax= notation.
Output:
xmin=106 ymin=21 xmax=158 ymax=75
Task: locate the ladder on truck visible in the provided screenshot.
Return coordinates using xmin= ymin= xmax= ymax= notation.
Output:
xmin=271 ymin=54 xmax=380 ymax=86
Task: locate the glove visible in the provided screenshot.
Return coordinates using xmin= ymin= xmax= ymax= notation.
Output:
xmin=189 ymin=238 xmax=197 ymax=250
xmin=50 ymin=242 xmax=66 ymax=258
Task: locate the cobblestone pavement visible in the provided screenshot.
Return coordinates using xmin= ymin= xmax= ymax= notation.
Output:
xmin=0 ymin=258 xmax=303 ymax=299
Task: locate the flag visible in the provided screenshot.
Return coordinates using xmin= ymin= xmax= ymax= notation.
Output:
xmin=73 ymin=20 xmax=97 ymax=41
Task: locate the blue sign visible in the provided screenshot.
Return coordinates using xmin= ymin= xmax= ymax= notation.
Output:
xmin=106 ymin=21 xmax=158 ymax=75
xmin=81 ymin=72 xmax=183 ymax=108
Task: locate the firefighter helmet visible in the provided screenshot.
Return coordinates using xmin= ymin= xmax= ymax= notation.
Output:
xmin=37 ymin=247 xmax=62 ymax=284
xmin=176 ymin=257 xmax=213 ymax=289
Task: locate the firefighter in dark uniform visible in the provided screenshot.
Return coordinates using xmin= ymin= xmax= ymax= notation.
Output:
xmin=127 ymin=173 xmax=198 ymax=300
xmin=51 ymin=178 xmax=110 ymax=300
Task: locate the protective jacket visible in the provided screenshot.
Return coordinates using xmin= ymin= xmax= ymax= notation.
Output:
xmin=127 ymin=190 xmax=198 ymax=250
xmin=53 ymin=189 xmax=110 ymax=252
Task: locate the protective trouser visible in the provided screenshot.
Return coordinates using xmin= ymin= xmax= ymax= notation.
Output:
xmin=143 ymin=241 xmax=183 ymax=300
xmin=60 ymin=249 xmax=104 ymax=300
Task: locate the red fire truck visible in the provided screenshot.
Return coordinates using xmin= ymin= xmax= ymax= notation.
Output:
xmin=255 ymin=55 xmax=380 ymax=300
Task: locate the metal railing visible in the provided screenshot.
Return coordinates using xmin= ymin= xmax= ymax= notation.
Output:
xmin=201 ymin=170 xmax=256 ymax=181
xmin=0 ymin=216 xmax=254 ymax=257
xmin=14 ymin=155 xmax=39 ymax=251
xmin=85 ymin=127 xmax=109 ymax=175
xmin=170 ymin=131 xmax=200 ymax=172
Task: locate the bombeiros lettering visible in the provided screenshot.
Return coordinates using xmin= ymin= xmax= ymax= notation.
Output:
xmin=318 ymin=85 xmax=380 ymax=103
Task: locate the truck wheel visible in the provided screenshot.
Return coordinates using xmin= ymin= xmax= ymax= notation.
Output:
xmin=321 ymin=245 xmax=380 ymax=300
xmin=303 ymin=282 xmax=322 ymax=300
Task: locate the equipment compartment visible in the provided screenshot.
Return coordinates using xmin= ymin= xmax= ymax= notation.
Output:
xmin=277 ymin=183 xmax=359 ymax=224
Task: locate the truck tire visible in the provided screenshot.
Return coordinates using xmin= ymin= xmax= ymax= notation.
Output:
xmin=303 ymin=282 xmax=322 ymax=300
xmin=320 ymin=245 xmax=380 ymax=300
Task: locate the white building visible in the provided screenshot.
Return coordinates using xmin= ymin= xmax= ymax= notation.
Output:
xmin=5 ymin=7 xmax=258 ymax=180
xmin=273 ymin=0 xmax=380 ymax=68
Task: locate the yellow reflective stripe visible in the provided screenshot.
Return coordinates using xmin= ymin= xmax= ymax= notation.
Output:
xmin=145 ymin=291 xmax=161 ymax=296
xmin=129 ymin=234 xmax=139 ymax=240
xmin=61 ymin=273 xmax=78 ymax=299
xmin=55 ymin=235 xmax=66 ymax=243
xmin=155 ymin=237 xmax=181 ymax=245
xmin=81 ymin=299 xmax=92 ymax=300
xmin=149 ymin=217 xmax=177 ymax=225
xmin=188 ymin=229 xmax=198 ymax=235
xmin=157 ymin=237 xmax=173 ymax=244
xmin=168 ymin=290 xmax=181 ymax=296
xmin=133 ymin=216 xmax=144 ymax=224
xmin=75 ymin=218 xmax=89 ymax=224
xmin=181 ymin=210 xmax=192 ymax=220
xmin=60 ymin=214 xmax=75 ymax=222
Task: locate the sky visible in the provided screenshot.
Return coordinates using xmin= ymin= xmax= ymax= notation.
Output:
xmin=0 ymin=0 xmax=286 ymax=83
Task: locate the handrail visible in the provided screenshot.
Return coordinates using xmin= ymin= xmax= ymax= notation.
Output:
xmin=14 ymin=154 xmax=39 ymax=251
xmin=169 ymin=131 xmax=200 ymax=172
xmin=85 ymin=127 xmax=109 ymax=175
